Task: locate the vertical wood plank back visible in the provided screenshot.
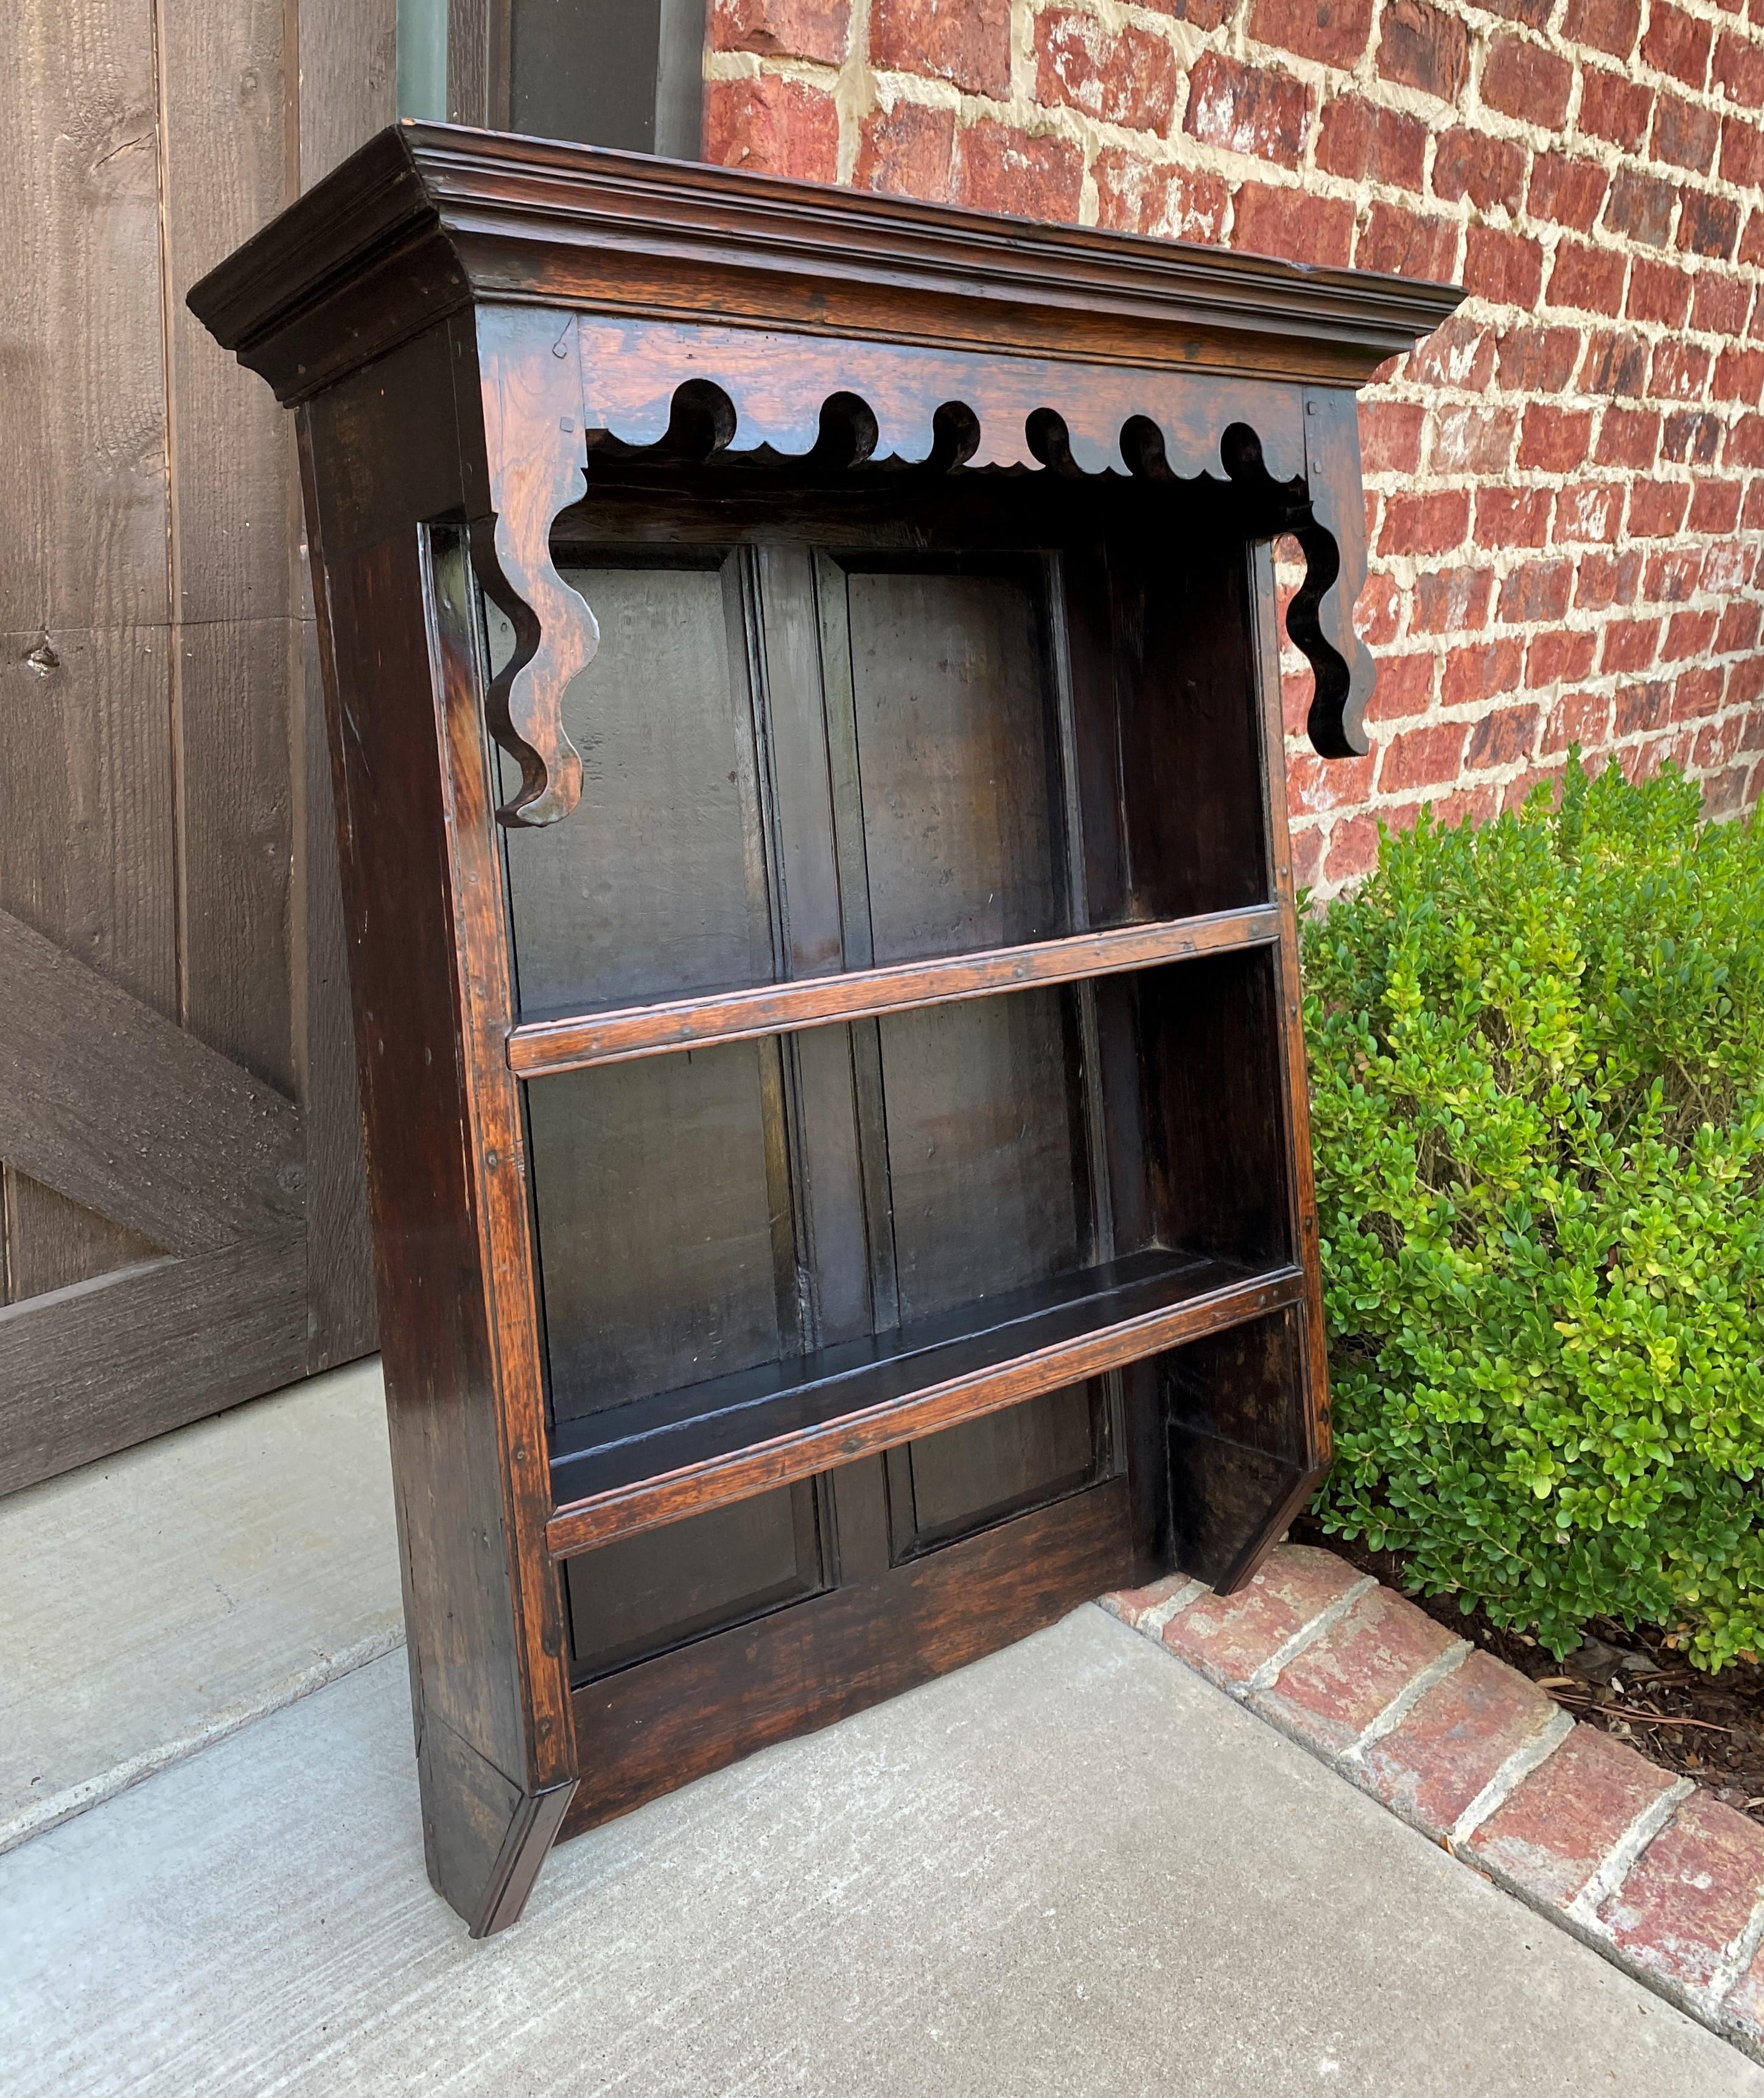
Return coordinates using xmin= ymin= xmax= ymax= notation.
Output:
xmin=0 ymin=3 xmax=170 ymax=635
xmin=296 ymin=0 xmax=397 ymax=190
xmin=0 ymin=4 xmax=176 ymax=1302
xmin=0 ymin=0 xmax=382 ymax=1453
xmin=159 ymin=0 xmax=297 ymax=1090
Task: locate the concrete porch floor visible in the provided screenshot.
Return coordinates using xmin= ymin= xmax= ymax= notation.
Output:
xmin=0 ymin=1357 xmax=402 ymax=1853
xmin=3 ymin=1383 xmax=1762 ymax=2097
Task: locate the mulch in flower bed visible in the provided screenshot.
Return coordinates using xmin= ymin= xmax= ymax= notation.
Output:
xmin=1289 ymin=1514 xmax=1764 ymax=1828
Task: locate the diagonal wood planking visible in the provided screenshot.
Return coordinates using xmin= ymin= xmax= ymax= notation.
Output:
xmin=0 ymin=908 xmax=303 ymax=1257
xmin=0 ymin=902 xmax=309 ymax=1494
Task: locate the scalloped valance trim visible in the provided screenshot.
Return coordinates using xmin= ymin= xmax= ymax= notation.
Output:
xmin=471 ymin=312 xmax=1372 ymax=829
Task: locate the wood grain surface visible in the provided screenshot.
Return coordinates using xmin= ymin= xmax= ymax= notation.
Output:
xmin=191 ymin=123 xmax=1464 ymax=408
xmin=575 ymin=318 xmax=1309 ymax=480
xmin=545 ymin=1263 xmax=1304 ymax=1558
xmin=0 ymin=0 xmax=391 ymax=1484
xmin=0 ymin=2 xmax=177 ymax=1307
xmin=508 ymin=908 xmax=1282 ymax=1075
xmin=564 ymin=1478 xmax=1143 ymax=1837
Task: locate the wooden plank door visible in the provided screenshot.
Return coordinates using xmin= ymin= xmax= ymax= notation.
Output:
xmin=0 ymin=0 xmax=393 ymax=1494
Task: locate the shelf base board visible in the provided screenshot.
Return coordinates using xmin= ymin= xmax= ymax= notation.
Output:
xmin=562 ymin=1473 xmax=1145 ymax=1839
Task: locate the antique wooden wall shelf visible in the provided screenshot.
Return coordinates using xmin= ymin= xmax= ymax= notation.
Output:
xmin=191 ymin=123 xmax=1461 ymax=1937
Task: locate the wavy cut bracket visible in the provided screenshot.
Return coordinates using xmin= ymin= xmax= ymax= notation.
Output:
xmin=471 ymin=307 xmax=600 ymax=828
xmin=469 ymin=311 xmax=1373 ymax=826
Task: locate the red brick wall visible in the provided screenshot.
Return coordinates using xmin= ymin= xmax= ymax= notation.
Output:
xmin=703 ymin=0 xmax=1764 ymax=889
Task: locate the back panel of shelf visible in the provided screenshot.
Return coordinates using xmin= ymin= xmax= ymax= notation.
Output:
xmin=495 ymin=472 xmax=1277 ymax=1026
xmin=471 ymin=463 xmax=1301 ymax=1687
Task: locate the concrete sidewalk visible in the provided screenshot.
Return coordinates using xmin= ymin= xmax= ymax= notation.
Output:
xmin=5 ymin=1602 xmax=1759 ymax=2098
xmin=0 ymin=1358 xmax=400 ymax=1852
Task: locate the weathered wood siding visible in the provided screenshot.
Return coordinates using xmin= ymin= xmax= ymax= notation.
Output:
xmin=0 ymin=0 xmax=394 ymax=1491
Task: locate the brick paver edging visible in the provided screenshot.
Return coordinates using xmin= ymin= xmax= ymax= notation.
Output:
xmin=1104 ymin=1545 xmax=1764 ymax=2063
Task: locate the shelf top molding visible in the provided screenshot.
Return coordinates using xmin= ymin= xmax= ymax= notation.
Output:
xmin=190 ymin=122 xmax=1463 ymax=407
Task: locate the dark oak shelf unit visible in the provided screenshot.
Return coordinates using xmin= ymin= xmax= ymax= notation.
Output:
xmin=192 ymin=123 xmax=1460 ymax=1938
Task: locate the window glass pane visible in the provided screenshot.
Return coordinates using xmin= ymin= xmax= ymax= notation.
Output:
xmin=654 ymin=0 xmax=707 ymax=158
xmin=394 ymin=0 xmax=705 ymax=149
xmin=395 ymin=0 xmax=448 ymax=120
xmin=512 ymin=0 xmax=660 ymax=151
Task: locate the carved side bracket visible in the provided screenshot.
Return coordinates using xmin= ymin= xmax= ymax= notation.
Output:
xmin=471 ymin=307 xmax=599 ymax=827
xmin=1289 ymin=387 xmax=1375 ymax=759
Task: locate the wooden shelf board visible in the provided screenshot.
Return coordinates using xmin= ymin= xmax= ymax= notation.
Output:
xmin=545 ymin=1248 xmax=1304 ymax=1557
xmin=509 ymin=904 xmax=1280 ymax=1078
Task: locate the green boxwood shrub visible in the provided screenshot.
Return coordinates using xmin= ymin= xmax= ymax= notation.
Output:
xmin=1304 ymin=755 xmax=1764 ymax=1670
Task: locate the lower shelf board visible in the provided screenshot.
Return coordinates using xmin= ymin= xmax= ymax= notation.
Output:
xmin=545 ymin=1247 xmax=1303 ymax=1557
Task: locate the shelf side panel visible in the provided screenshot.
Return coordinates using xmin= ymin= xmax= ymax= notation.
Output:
xmin=1157 ymin=537 xmax=1335 ymax=1595
xmin=1164 ymin=1307 xmax=1324 ymax=1591
xmin=1112 ymin=528 xmax=1270 ymax=922
xmin=310 ymin=497 xmax=572 ymax=1929
xmin=301 ymin=315 xmax=585 ymax=1937
xmin=1141 ymin=945 xmax=1297 ymax=1274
